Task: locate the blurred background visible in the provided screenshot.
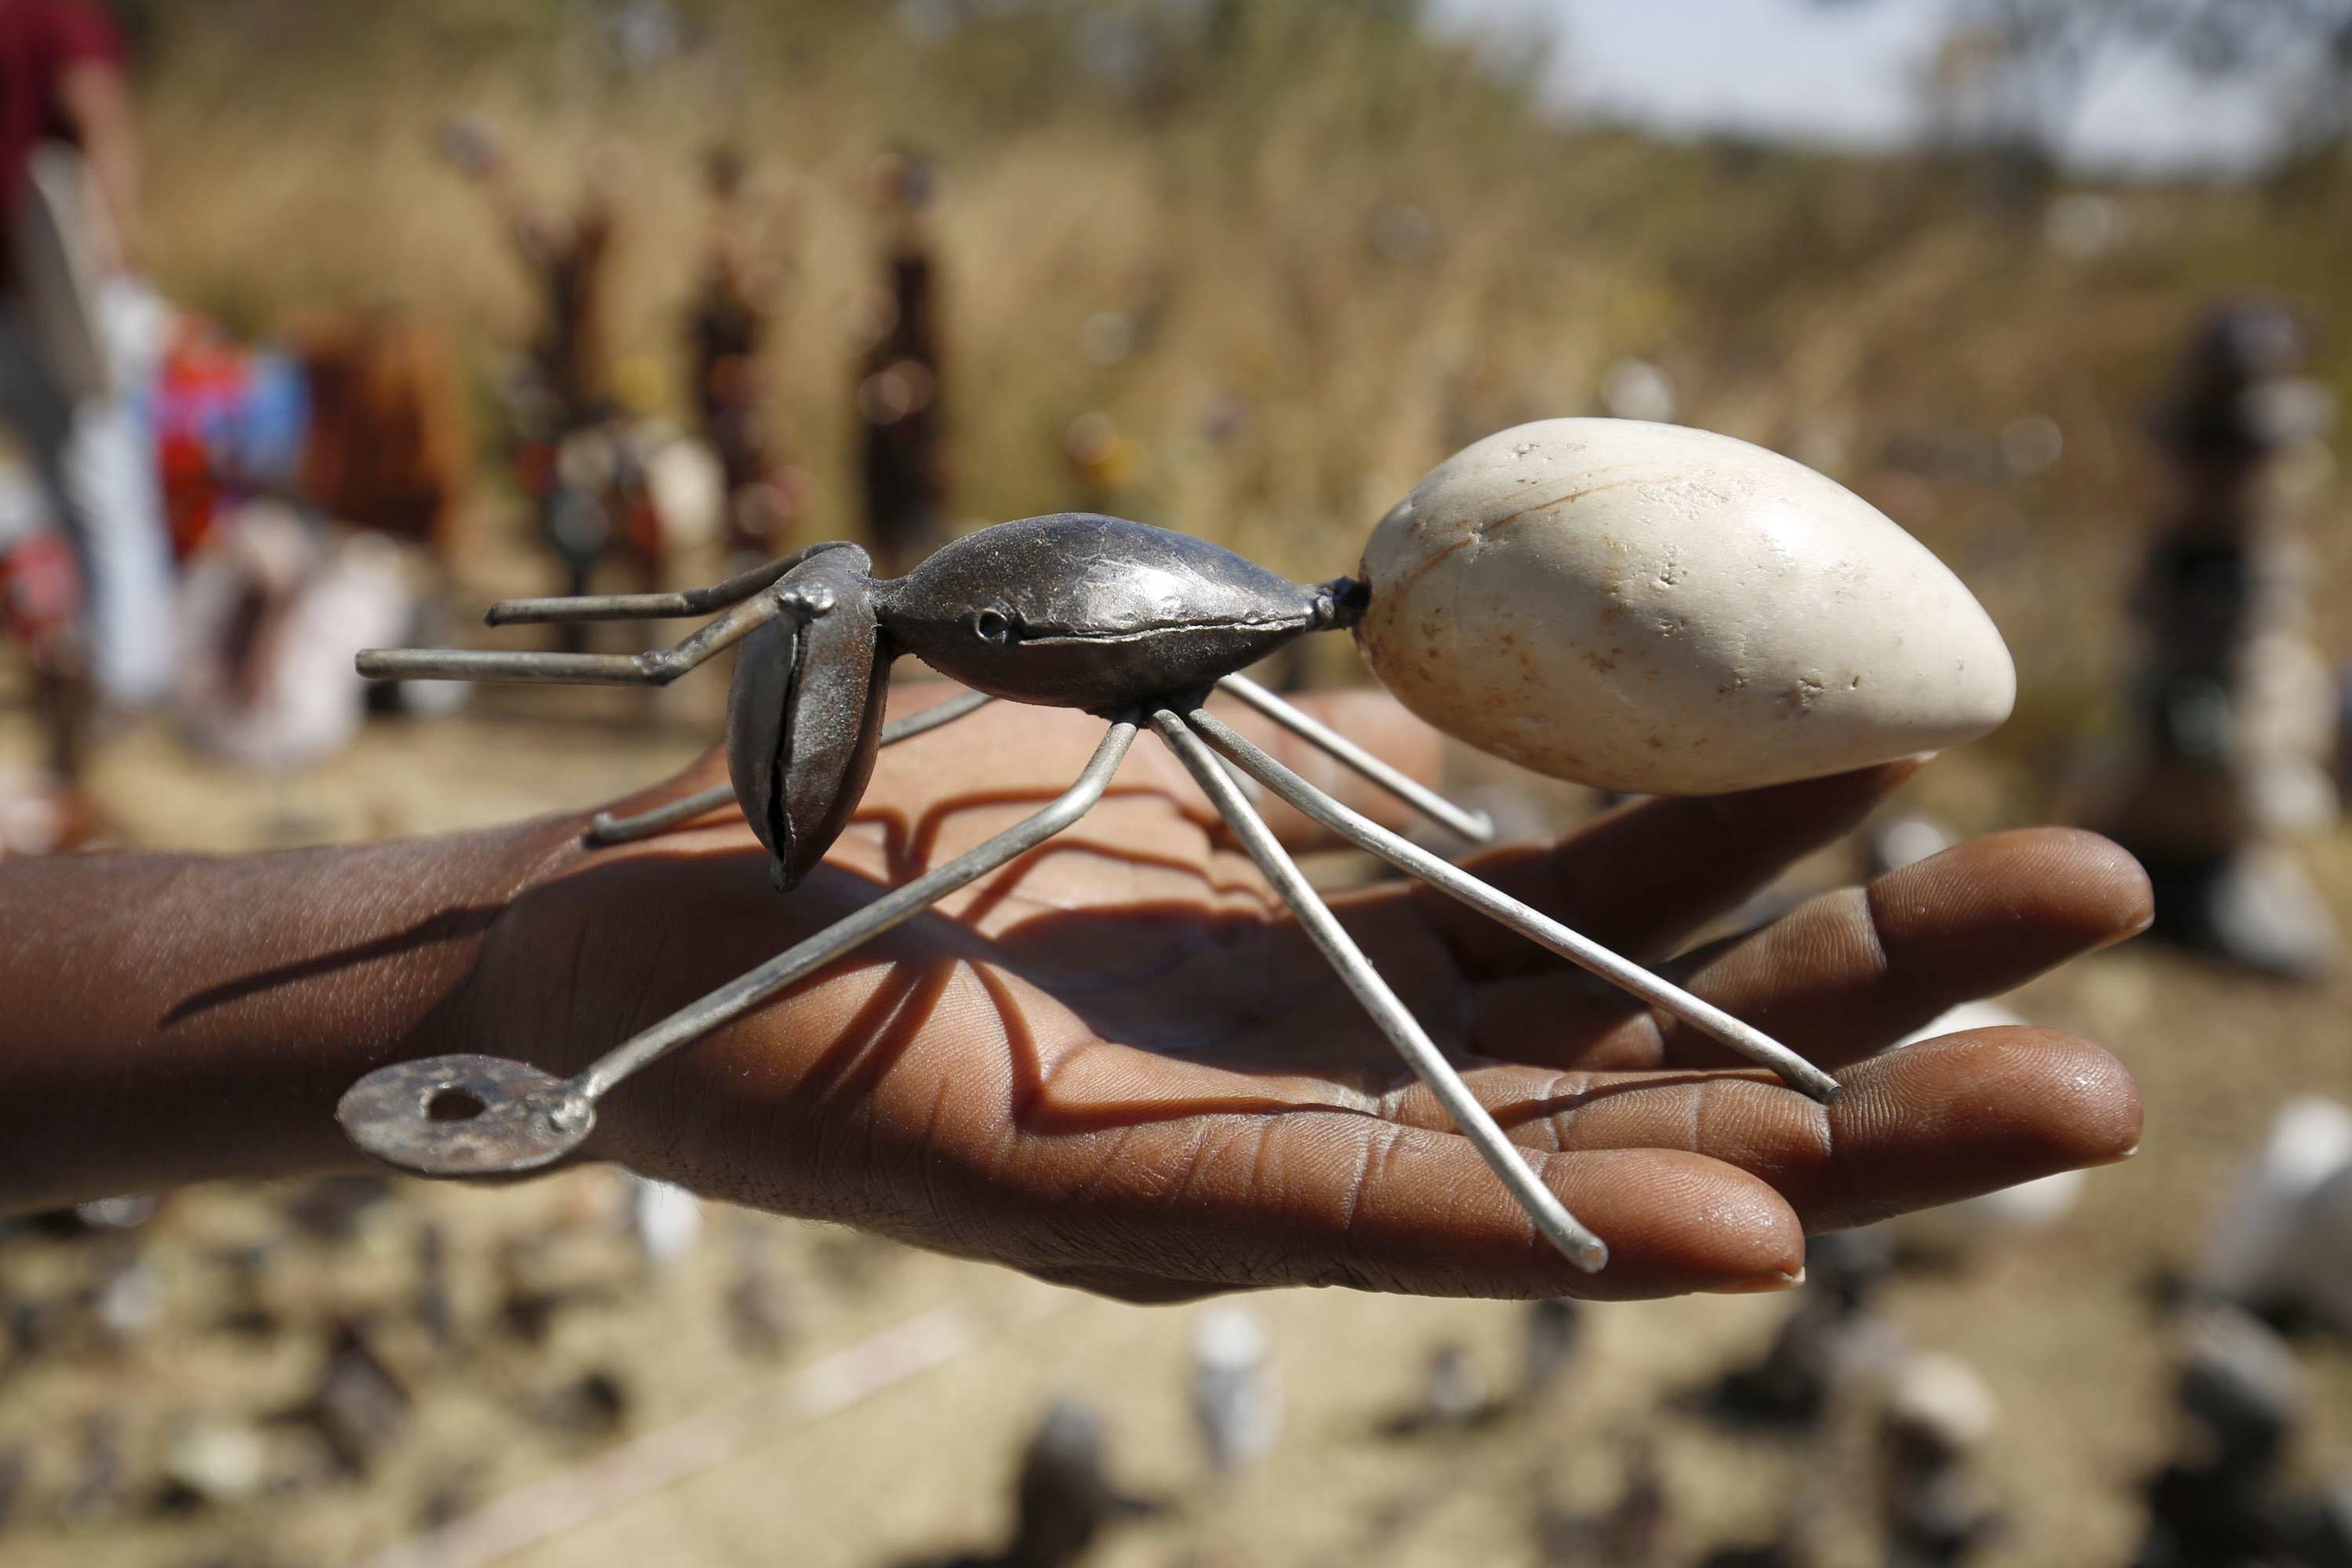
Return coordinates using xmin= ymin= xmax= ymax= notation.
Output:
xmin=6 ymin=1 xmax=2352 ymax=1564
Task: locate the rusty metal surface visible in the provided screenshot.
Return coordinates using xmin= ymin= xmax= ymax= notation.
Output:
xmin=336 ymin=1055 xmax=595 ymax=1178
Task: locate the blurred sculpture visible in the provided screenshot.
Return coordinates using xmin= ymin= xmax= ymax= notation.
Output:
xmin=2103 ymin=301 xmax=2340 ymax=978
xmin=856 ymin=151 xmax=947 ymax=576
xmin=686 ymin=145 xmax=798 ymax=569
xmin=443 ymin=120 xmax=662 ymax=612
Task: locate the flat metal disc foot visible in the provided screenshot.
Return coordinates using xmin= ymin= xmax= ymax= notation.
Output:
xmin=337 ymin=1054 xmax=595 ymax=1177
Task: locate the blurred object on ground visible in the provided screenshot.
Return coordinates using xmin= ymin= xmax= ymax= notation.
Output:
xmin=1878 ymin=1350 xmax=2003 ymax=1567
xmin=1523 ymin=1295 xmax=1586 ymax=1406
xmin=2096 ymin=301 xmax=2342 ymax=980
xmin=0 ymin=761 xmax=96 ymax=856
xmin=1190 ymin=1303 xmax=1279 ymax=1476
xmin=2198 ymin=1095 xmax=2352 ymax=1336
xmin=1708 ymin=1229 xmax=1901 ymax=1429
xmin=2131 ymin=1305 xmax=2352 ymax=1567
xmin=288 ymin=307 xmax=473 ymax=549
xmin=626 ymin=1174 xmax=702 ymax=1272
xmin=1537 ymin=1435 xmax=1675 ymax=1566
xmin=153 ymin=307 xmax=309 ymax=558
xmin=173 ymin=502 xmax=415 ymax=768
xmin=903 ymin=1400 xmax=1155 ymax=1568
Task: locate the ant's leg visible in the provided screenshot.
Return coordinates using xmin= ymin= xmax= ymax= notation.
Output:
xmin=483 ymin=543 xmax=856 ymax=626
xmin=338 ymin=717 xmax=1142 ymax=1177
xmin=1149 ymin=707 xmax=1608 ymax=1274
xmin=588 ymin=782 xmax=739 ymax=845
xmin=1187 ymin=706 xmax=1841 ymax=1104
xmin=877 ymin=686 xmax=996 ymax=746
xmin=358 ymin=579 xmax=833 ymax=688
xmin=586 ymin=689 xmax=1000 ymax=845
xmin=1214 ymin=673 xmax=1493 ymax=844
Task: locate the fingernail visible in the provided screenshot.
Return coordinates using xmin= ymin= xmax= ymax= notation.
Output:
xmin=1707 ymin=1265 xmax=1806 ymax=1295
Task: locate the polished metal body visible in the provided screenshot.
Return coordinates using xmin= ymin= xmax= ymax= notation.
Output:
xmin=341 ymin=511 xmax=1840 ymax=1273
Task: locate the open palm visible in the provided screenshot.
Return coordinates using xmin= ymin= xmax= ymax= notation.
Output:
xmin=464 ymin=687 xmax=2147 ymax=1303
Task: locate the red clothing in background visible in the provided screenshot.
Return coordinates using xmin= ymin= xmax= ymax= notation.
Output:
xmin=0 ymin=0 xmax=122 ymax=215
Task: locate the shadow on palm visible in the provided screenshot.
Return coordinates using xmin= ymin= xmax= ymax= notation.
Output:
xmin=470 ymin=712 xmax=2145 ymax=1304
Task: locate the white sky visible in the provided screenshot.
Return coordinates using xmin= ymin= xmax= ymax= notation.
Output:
xmin=1426 ymin=0 xmax=2292 ymax=180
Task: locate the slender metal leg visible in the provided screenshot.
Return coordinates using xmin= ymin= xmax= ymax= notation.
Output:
xmin=338 ymin=717 xmax=1141 ymax=1178
xmin=1187 ymin=706 xmax=1842 ymax=1104
xmin=586 ymin=689 xmax=1002 ymax=846
xmin=358 ymin=580 xmax=832 ymax=688
xmin=1214 ymin=673 xmax=1493 ymax=844
xmin=483 ymin=543 xmax=853 ymax=626
xmin=589 ymin=782 xmax=740 ymax=846
xmin=1149 ymin=708 xmax=1608 ymax=1273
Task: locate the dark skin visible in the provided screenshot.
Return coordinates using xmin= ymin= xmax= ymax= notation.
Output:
xmin=0 ymin=691 xmax=2148 ymax=1303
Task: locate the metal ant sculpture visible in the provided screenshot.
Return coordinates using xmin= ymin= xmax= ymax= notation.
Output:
xmin=340 ymin=506 xmax=1847 ymax=1275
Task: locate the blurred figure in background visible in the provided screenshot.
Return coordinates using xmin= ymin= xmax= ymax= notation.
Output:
xmin=0 ymin=0 xmax=174 ymax=804
xmin=856 ymin=151 xmax=946 ymax=576
xmin=443 ymin=120 xmax=661 ymax=612
xmin=685 ymin=144 xmax=797 ymax=572
xmin=2102 ymin=302 xmax=2341 ymax=979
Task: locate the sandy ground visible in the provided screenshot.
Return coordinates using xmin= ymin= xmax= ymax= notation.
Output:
xmin=2 ymin=648 xmax=2350 ymax=1568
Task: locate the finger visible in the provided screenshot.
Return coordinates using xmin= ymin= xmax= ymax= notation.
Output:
xmin=948 ymin=1115 xmax=1809 ymax=1304
xmin=1390 ymin=1025 xmax=2141 ymax=1233
xmin=1466 ymin=827 xmax=2151 ymax=1073
xmin=1414 ymin=759 xmax=1926 ymax=981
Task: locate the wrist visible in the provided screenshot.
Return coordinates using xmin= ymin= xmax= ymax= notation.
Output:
xmin=0 ymin=812 xmax=586 ymax=1213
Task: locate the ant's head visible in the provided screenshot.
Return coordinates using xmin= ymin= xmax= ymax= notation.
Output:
xmin=725 ymin=544 xmax=891 ymax=891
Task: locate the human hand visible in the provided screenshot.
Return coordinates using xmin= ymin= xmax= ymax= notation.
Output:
xmin=460 ymin=687 xmax=2147 ymax=1303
